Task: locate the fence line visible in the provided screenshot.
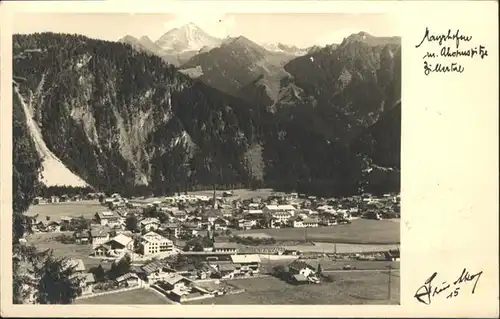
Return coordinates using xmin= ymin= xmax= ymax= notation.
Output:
xmin=75 ymin=285 xmax=142 ymax=300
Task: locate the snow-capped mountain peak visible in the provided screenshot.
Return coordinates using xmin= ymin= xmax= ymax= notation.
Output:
xmin=261 ymin=42 xmax=308 ymax=56
xmin=155 ymin=23 xmax=222 ymax=53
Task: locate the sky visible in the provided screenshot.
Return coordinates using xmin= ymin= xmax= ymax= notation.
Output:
xmin=12 ymin=12 xmax=398 ymax=47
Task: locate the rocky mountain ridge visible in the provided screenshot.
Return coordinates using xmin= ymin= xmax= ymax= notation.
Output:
xmin=13 ymin=31 xmax=401 ymax=197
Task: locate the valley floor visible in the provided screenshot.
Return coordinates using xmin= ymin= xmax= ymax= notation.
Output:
xmin=187 ymin=273 xmax=400 ymax=305
xmin=235 ymin=219 xmax=400 ymax=245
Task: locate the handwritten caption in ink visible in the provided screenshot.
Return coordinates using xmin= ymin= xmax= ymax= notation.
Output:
xmin=415 ymin=27 xmax=488 ymax=76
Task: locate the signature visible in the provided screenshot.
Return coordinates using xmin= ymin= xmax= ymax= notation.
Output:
xmin=414 ymin=268 xmax=483 ymax=305
xmin=415 ymin=27 xmax=472 ymax=49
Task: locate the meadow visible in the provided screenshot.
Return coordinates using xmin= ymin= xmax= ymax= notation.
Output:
xmin=259 ymin=258 xmax=400 ymax=273
xmin=234 ymin=219 xmax=400 ymax=244
xmin=188 ymin=271 xmax=400 ymax=305
xmin=25 ymin=232 xmax=109 ymax=270
xmin=26 ymin=200 xmax=104 ymax=220
xmin=74 ymin=288 xmax=174 ymax=304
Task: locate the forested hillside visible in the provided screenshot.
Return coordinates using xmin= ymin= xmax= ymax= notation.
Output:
xmin=13 ymin=32 xmax=401 ymax=197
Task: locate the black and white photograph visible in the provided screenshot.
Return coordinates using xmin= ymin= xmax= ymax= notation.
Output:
xmin=11 ymin=10 xmax=401 ymax=306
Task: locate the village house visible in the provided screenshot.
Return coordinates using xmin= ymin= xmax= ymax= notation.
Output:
xmin=316 ymin=205 xmax=336 ymax=214
xmin=30 ymin=218 xmax=46 ymax=232
xmin=108 ymin=198 xmax=127 ymax=210
xmin=243 ymin=209 xmax=264 ymax=217
xmin=90 ymin=227 xmax=111 ymax=249
xmin=186 ymin=216 xmax=204 ymax=228
xmin=319 ymin=213 xmax=338 ymax=226
xmin=115 ymin=272 xmax=143 ymax=288
xmin=163 ymin=196 xmax=177 ymax=205
xmin=160 ymin=222 xmax=181 ymax=239
xmin=179 ymin=223 xmax=199 ymax=238
xmin=60 ymin=216 xmax=73 ymax=225
xmin=171 ymin=210 xmax=188 ymax=222
xmin=157 ymin=274 xmax=209 ymax=302
xmin=139 ymin=231 xmax=174 ymax=256
xmin=385 ymin=249 xmax=400 ymax=261
xmin=203 ymin=209 xmax=222 ymax=224
xmin=264 ymin=204 xmax=296 ymax=215
xmin=363 ymin=211 xmax=381 ymax=220
xmin=74 ymin=230 xmax=91 ymax=244
xmin=288 ymin=260 xmax=316 ymax=278
xmin=221 ymin=209 xmax=234 ymax=219
xmin=45 ymin=220 xmax=61 ymax=232
xmin=76 ymin=272 xmax=96 ymax=295
xmin=64 ymin=259 xmax=96 ymax=295
xmin=336 ymin=209 xmax=351 ymax=220
xmin=291 ymin=217 xmax=319 ymax=228
xmin=94 ymin=211 xmax=120 ymax=227
xmin=66 ymin=258 xmax=86 ymax=273
xmin=212 ymin=262 xmax=238 ymax=279
xmin=139 ymin=217 xmax=161 ymax=232
xmin=270 ymin=211 xmax=293 ymax=228
xmin=141 ymin=260 xmax=176 ymax=283
xmin=94 ymin=233 xmax=134 ymax=257
xmin=48 ymin=196 xmax=60 ymax=203
xmin=32 ymin=196 xmax=47 ymax=205
xmin=213 ymin=217 xmax=230 ymax=231
xmin=213 ymin=242 xmax=239 ymax=254
xmin=158 ymin=206 xmax=173 ymax=214
xmin=173 ymin=263 xmax=198 ymax=279
xmin=237 ymin=219 xmax=256 ymax=230
xmin=303 ymin=218 xmax=319 ymax=228
xmin=230 ymin=254 xmax=261 ymax=275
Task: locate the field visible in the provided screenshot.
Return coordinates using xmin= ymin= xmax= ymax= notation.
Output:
xmin=74 ymin=288 xmax=173 ymax=304
xmin=26 ymin=200 xmax=104 ymax=220
xmin=260 ymin=258 xmax=400 ymax=273
xmin=235 ymin=219 xmax=400 ymax=244
xmin=131 ymin=188 xmax=276 ymax=204
xmin=188 ymin=271 xmax=400 ymax=305
xmin=25 ymin=232 xmax=110 ymax=270
xmin=189 ymin=188 xmax=275 ymax=200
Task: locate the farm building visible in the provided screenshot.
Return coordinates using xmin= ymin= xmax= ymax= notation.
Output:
xmin=139 ymin=231 xmax=174 ymax=256
xmin=90 ymin=227 xmax=111 ymax=249
xmin=141 ymin=260 xmax=176 ymax=283
xmin=94 ymin=211 xmax=120 ymax=227
xmin=213 ymin=242 xmax=239 ymax=254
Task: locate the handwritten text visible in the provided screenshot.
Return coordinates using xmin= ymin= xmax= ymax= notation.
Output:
xmin=415 ymin=27 xmax=488 ymax=75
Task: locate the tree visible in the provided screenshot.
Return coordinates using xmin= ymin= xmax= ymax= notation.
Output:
xmin=12 ymin=91 xmax=43 ymax=243
xmin=34 ymin=252 xmax=83 ymax=304
xmin=193 ymin=242 xmax=204 ymax=252
xmin=108 ymin=263 xmax=118 ymax=280
xmin=12 ymin=92 xmax=44 ymax=304
xmin=70 ymin=216 xmax=90 ymax=232
xmin=143 ymin=206 xmax=158 ymax=218
xmin=89 ymin=264 xmax=106 ymax=282
xmin=108 ymin=253 xmax=132 ymax=280
xmin=316 ymin=263 xmax=323 ymax=275
xmin=125 ymin=215 xmax=138 ymax=232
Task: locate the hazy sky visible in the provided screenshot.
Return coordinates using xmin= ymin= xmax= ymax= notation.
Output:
xmin=12 ymin=12 xmax=398 ymax=47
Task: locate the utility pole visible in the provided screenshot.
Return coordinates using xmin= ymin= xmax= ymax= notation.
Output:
xmin=212 ymin=183 xmax=217 ymax=209
xmin=268 ymin=248 xmax=270 ymax=273
xmin=387 ymin=264 xmax=392 ymax=304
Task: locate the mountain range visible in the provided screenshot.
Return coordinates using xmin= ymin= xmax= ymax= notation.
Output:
xmin=12 ymin=25 xmax=401 ymax=197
